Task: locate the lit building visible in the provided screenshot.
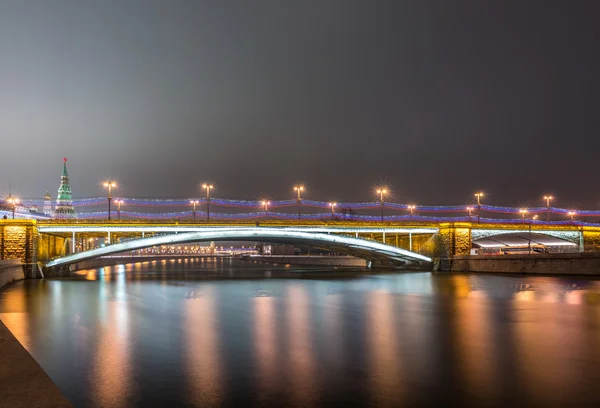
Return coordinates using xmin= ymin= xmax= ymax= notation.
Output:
xmin=43 ymin=191 xmax=53 ymax=216
xmin=54 ymin=158 xmax=77 ymax=219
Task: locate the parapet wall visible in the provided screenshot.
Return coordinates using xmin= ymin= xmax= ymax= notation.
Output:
xmin=446 ymin=253 xmax=600 ymax=275
xmin=0 ymin=260 xmax=25 ymax=290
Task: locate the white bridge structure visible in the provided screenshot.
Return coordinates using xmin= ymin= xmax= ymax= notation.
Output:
xmin=44 ymin=226 xmax=435 ymax=269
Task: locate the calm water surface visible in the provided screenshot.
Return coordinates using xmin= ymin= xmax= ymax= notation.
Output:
xmin=1 ymin=257 xmax=600 ymax=408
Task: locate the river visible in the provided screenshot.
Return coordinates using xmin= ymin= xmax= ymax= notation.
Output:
xmin=1 ymin=257 xmax=600 ymax=407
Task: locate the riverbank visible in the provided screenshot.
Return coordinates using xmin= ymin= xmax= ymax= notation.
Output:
xmin=442 ymin=252 xmax=600 ymax=275
xmin=1 ymin=261 xmax=73 ymax=407
xmin=242 ymin=254 xmax=368 ymax=267
xmin=0 ymin=319 xmax=72 ymax=408
xmin=0 ymin=260 xmax=25 ymax=291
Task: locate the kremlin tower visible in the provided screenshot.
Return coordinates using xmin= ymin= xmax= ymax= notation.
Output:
xmin=54 ymin=158 xmax=76 ymax=219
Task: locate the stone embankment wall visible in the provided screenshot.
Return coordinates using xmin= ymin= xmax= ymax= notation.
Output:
xmin=0 ymin=260 xmax=25 ymax=290
xmin=244 ymin=255 xmax=368 ymax=267
xmin=445 ymin=253 xmax=600 ymax=275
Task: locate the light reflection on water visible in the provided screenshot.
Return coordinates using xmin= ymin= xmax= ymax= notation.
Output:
xmin=0 ymin=258 xmax=600 ymax=407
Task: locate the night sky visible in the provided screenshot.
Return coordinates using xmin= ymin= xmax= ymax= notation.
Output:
xmin=1 ymin=1 xmax=599 ymax=208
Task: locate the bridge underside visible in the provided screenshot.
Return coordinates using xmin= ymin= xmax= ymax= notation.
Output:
xmin=45 ymin=228 xmax=432 ymax=271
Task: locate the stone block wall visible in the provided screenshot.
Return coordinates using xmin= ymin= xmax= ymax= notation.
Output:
xmin=0 ymin=220 xmax=37 ymax=263
xmin=437 ymin=223 xmax=472 ymax=257
xmin=37 ymin=233 xmax=68 ymax=263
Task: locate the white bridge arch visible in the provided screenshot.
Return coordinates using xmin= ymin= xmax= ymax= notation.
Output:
xmin=45 ymin=227 xmax=432 ymax=269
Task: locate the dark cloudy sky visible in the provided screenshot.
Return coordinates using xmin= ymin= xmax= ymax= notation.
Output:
xmin=1 ymin=1 xmax=599 ymax=208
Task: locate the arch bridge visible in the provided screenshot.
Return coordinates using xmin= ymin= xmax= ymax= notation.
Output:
xmin=44 ymin=227 xmax=434 ymax=271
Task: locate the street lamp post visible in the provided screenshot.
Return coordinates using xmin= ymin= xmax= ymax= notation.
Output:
xmin=103 ymin=180 xmax=117 ymax=220
xmin=294 ymin=185 xmax=304 ymax=220
xmin=261 ymin=200 xmax=270 ymax=215
xmin=116 ymin=200 xmax=123 ymax=220
xmin=568 ymin=211 xmax=576 ymax=223
xmin=520 ymin=209 xmax=528 ymax=220
xmin=6 ymin=194 xmax=19 ymax=219
xmin=407 ymin=205 xmax=416 ymax=218
xmin=330 ymin=202 xmax=337 ymax=220
xmin=190 ymin=200 xmax=199 ymax=222
xmin=466 ymin=206 xmax=474 ymax=221
xmin=543 ymin=195 xmax=553 ymax=222
xmin=376 ymin=189 xmax=388 ymax=222
xmin=529 ymin=214 xmax=538 ymax=254
xmin=202 ymin=184 xmax=214 ymax=220
xmin=474 ymin=192 xmax=484 ymax=223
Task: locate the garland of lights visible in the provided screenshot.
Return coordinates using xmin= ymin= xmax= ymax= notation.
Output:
xmin=12 ymin=196 xmax=600 ymax=217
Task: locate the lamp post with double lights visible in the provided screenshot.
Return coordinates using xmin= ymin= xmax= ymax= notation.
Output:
xmin=330 ymin=202 xmax=337 ymax=220
xmin=103 ymin=180 xmax=117 ymax=220
xmin=116 ymin=199 xmax=124 ymax=220
xmin=466 ymin=206 xmax=474 ymax=221
xmin=190 ymin=200 xmax=199 ymax=222
xmin=474 ymin=192 xmax=484 ymax=223
xmin=202 ymin=184 xmax=214 ymax=220
xmin=294 ymin=185 xmax=304 ymax=220
xmin=261 ymin=200 xmax=270 ymax=215
xmin=568 ymin=211 xmax=576 ymax=223
xmin=407 ymin=205 xmax=416 ymax=218
xmin=519 ymin=209 xmax=528 ymax=220
xmin=528 ymin=214 xmax=538 ymax=254
xmin=376 ymin=188 xmax=388 ymax=222
xmin=6 ymin=194 xmax=19 ymax=219
xmin=543 ymin=195 xmax=553 ymax=222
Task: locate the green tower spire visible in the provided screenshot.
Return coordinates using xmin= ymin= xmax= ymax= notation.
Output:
xmin=55 ymin=158 xmax=76 ymax=219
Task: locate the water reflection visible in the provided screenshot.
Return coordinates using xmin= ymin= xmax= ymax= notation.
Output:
xmin=0 ymin=260 xmax=599 ymax=408
xmin=184 ymin=285 xmax=223 ymax=407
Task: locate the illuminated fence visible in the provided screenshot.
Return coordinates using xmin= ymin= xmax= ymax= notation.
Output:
xmin=14 ymin=196 xmax=600 ymax=223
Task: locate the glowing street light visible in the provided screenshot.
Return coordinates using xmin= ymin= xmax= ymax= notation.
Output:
xmin=5 ymin=194 xmax=20 ymax=219
xmin=330 ymin=202 xmax=337 ymax=220
xmin=474 ymin=192 xmax=484 ymax=223
xmin=116 ymin=199 xmax=124 ymax=220
xmin=568 ymin=211 xmax=576 ymax=222
xmin=261 ymin=200 xmax=270 ymax=214
xmin=519 ymin=209 xmax=529 ymax=220
xmin=543 ymin=195 xmax=554 ymax=222
xmin=294 ymin=185 xmax=304 ymax=220
xmin=407 ymin=205 xmax=416 ymax=218
xmin=190 ymin=200 xmax=199 ymax=222
xmin=466 ymin=206 xmax=474 ymax=220
xmin=376 ymin=188 xmax=388 ymax=222
xmin=202 ymin=183 xmax=214 ymax=220
xmin=103 ymin=180 xmax=117 ymax=220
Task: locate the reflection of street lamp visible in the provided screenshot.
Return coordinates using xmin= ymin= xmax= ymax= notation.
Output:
xmin=202 ymin=184 xmax=214 ymax=220
xmin=103 ymin=180 xmax=117 ymax=220
xmin=474 ymin=192 xmax=484 ymax=223
xmin=376 ymin=188 xmax=388 ymax=222
xmin=294 ymin=185 xmax=304 ymax=220
xmin=330 ymin=202 xmax=337 ymax=220
xmin=6 ymin=194 xmax=20 ymax=219
xmin=528 ymin=214 xmax=538 ymax=254
xmin=568 ymin=211 xmax=576 ymax=222
xmin=190 ymin=200 xmax=199 ymax=222
xmin=407 ymin=205 xmax=416 ymax=218
xmin=543 ymin=195 xmax=553 ymax=222
xmin=116 ymin=199 xmax=124 ymax=220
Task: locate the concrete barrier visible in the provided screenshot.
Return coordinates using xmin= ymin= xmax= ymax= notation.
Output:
xmin=0 ymin=260 xmax=25 ymax=290
xmin=446 ymin=253 xmax=600 ymax=275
